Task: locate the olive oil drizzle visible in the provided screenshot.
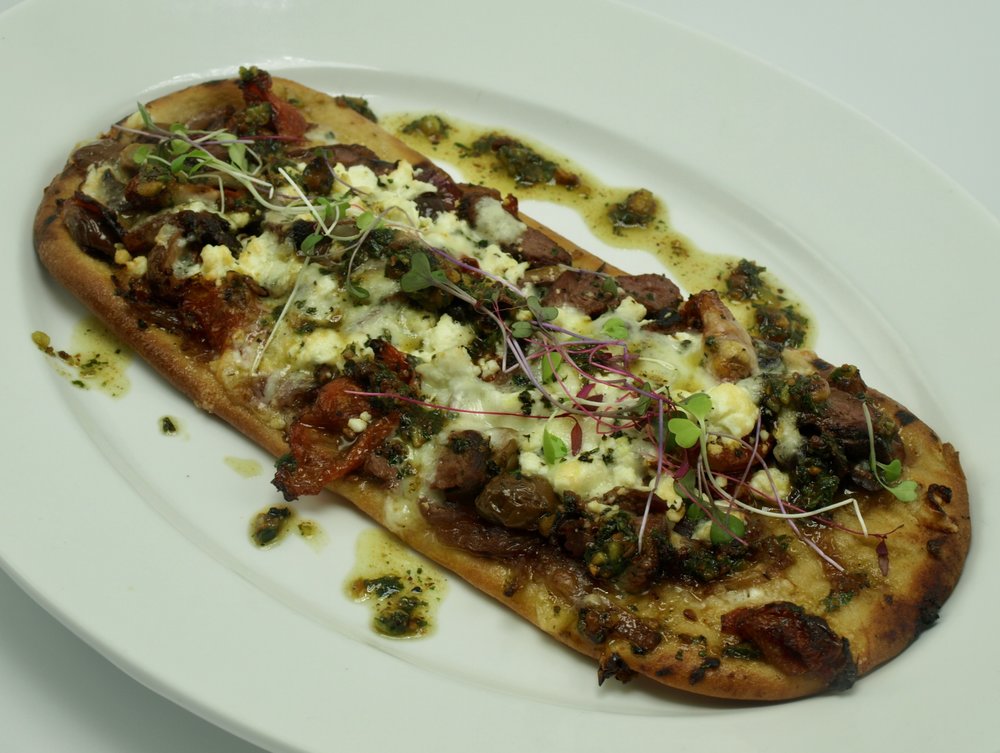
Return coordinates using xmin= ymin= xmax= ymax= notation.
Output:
xmin=346 ymin=528 xmax=447 ymax=639
xmin=249 ymin=504 xmax=325 ymax=549
xmin=31 ymin=316 xmax=132 ymax=397
xmin=385 ymin=113 xmax=813 ymax=347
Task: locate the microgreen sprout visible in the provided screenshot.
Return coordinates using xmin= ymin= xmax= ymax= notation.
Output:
xmin=542 ymin=425 xmax=568 ymax=465
xmin=509 ymin=321 xmax=534 ymax=339
xmin=665 ymin=392 xmax=711 ymax=449
xmin=121 ymin=100 xmax=907 ymax=573
xmin=709 ymin=514 xmax=746 ymax=545
xmin=541 ymin=351 xmax=563 ymax=383
xmin=601 ymin=317 xmax=629 ymax=341
xmin=400 ymin=251 xmax=449 ymax=293
xmin=667 ymin=417 xmax=701 ymax=449
xmin=862 ymin=403 xmax=918 ymax=502
xmin=525 ymin=295 xmax=559 ymax=324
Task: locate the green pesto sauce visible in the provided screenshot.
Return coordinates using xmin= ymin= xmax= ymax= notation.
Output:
xmin=249 ymin=504 xmax=325 ymax=550
xmin=32 ymin=317 xmax=132 ymax=397
xmin=385 ymin=113 xmax=814 ymax=347
xmin=346 ymin=528 xmax=447 ymax=639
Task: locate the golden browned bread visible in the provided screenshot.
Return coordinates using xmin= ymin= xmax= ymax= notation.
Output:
xmin=34 ymin=71 xmax=970 ymax=700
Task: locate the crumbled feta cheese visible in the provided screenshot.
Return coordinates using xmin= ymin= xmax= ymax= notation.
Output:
xmin=473 ymin=197 xmax=526 ymax=245
xmin=706 ymin=382 xmax=759 ymax=438
xmin=773 ymin=410 xmax=804 ymax=465
xmin=610 ymin=296 xmax=648 ymax=324
xmin=749 ymin=469 xmax=791 ymax=501
xmin=125 ymin=256 xmax=147 ymax=277
xmin=200 ymin=244 xmax=237 ymax=281
xmin=236 ymin=232 xmax=300 ymax=293
xmin=412 ymin=314 xmax=474 ymax=361
xmin=341 ymin=164 xmax=379 ymax=192
xmin=477 ymin=244 xmax=529 ymax=284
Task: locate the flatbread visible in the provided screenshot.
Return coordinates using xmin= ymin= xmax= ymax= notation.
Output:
xmin=34 ymin=70 xmax=970 ymax=700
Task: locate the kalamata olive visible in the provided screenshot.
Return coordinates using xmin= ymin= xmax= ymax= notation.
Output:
xmin=63 ymin=195 xmax=121 ymax=259
xmin=474 ymin=473 xmax=559 ymax=530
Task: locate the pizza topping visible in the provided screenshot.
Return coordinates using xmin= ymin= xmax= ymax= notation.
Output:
xmin=36 ymin=69 xmax=970 ymax=700
xmin=432 ymin=430 xmax=494 ymax=501
xmin=506 ymin=226 xmax=573 ymax=267
xmin=237 ymin=66 xmax=307 ymax=140
xmin=62 ymin=193 xmax=122 ymax=259
xmin=419 ymin=498 xmax=542 ymax=558
xmin=681 ymin=289 xmax=759 ymax=381
xmin=474 ymin=473 xmax=560 ymax=531
xmin=541 ymin=269 xmax=620 ymax=318
xmin=273 ymin=375 xmax=401 ymax=499
xmin=616 ymin=273 xmax=683 ymax=316
xmin=578 ymin=602 xmax=662 ymax=654
xmin=77 ymin=79 xmax=920 ymax=578
xmin=722 ymin=602 xmax=857 ymax=689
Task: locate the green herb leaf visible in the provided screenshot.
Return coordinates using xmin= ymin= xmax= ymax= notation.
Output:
xmin=684 ymin=502 xmax=706 ymax=521
xmin=169 ymin=138 xmax=190 ymax=156
xmin=675 ymin=470 xmax=708 ymax=520
xmin=137 ymin=102 xmax=155 ymax=130
xmin=542 ymin=428 xmax=568 ymax=465
xmin=316 ymin=196 xmax=333 ymax=221
xmin=710 ymin=514 xmax=746 ymax=544
xmin=602 ymin=317 xmax=628 ymax=341
xmin=347 ymin=280 xmax=370 ymax=301
xmin=169 ymin=154 xmax=189 ymax=174
xmin=667 ymin=417 xmax=701 ymax=448
xmin=601 ymin=276 xmax=618 ymax=295
xmin=526 ymin=296 xmax=558 ymax=323
xmin=132 ymin=144 xmax=152 ymax=164
xmin=227 ymin=141 xmax=248 ymax=172
xmin=317 ymin=197 xmax=348 ymax=224
xmin=682 ymin=392 xmax=713 ymax=422
xmin=632 ymin=382 xmax=653 ymax=417
xmin=509 ymin=321 xmax=534 ymax=339
xmin=356 ymin=211 xmax=380 ymax=231
xmin=863 ymin=402 xmax=917 ymax=503
xmin=300 ymin=233 xmax=324 ymax=254
xmin=541 ymin=351 xmax=563 ymax=383
xmin=400 ymin=252 xmax=433 ymax=292
xmin=877 ymin=458 xmax=903 ymax=483
xmin=886 ymin=480 xmax=918 ymax=502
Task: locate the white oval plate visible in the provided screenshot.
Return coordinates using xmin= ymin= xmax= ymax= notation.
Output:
xmin=2 ymin=1 xmax=996 ymax=752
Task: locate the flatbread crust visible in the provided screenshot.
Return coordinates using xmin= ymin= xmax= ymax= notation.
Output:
xmin=34 ymin=74 xmax=970 ymax=701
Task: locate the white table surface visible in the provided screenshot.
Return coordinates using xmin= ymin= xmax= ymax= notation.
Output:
xmin=1 ymin=1 xmax=996 ymax=751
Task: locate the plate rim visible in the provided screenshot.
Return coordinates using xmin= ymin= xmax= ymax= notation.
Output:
xmin=2 ymin=1 xmax=995 ymax=751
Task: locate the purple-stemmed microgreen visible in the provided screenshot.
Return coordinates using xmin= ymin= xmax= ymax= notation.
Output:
xmin=124 ymin=109 xmax=278 ymax=212
xmin=123 ymin=102 xmax=907 ymax=569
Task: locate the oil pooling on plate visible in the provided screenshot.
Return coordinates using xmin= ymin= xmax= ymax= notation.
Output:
xmin=249 ymin=504 xmax=326 ymax=550
xmin=31 ymin=315 xmax=132 ymax=397
xmin=387 ymin=112 xmax=813 ymax=351
xmin=346 ymin=528 xmax=447 ymax=639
